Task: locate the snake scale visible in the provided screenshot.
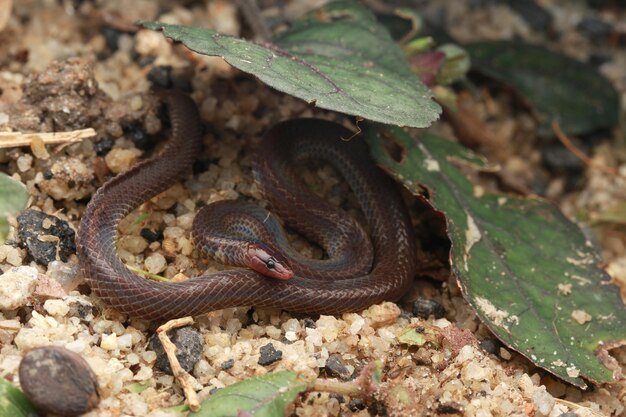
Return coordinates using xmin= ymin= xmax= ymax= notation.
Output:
xmin=77 ymin=91 xmax=416 ymax=320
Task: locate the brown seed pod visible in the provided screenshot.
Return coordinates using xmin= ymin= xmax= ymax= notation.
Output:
xmin=18 ymin=346 xmax=100 ymax=416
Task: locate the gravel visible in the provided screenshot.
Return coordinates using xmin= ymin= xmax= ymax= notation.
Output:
xmin=257 ymin=343 xmax=283 ymax=366
xmin=17 ymin=209 xmax=76 ymax=265
xmin=0 ymin=1 xmax=623 ymax=416
xmin=148 ymin=326 xmax=203 ymax=375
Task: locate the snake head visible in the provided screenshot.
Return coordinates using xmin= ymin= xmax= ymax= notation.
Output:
xmin=246 ymin=242 xmax=294 ymax=280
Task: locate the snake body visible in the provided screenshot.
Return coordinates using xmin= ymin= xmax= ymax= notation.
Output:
xmin=77 ymin=91 xmax=416 ymax=320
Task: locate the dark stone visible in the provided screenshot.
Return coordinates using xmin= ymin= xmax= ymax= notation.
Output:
xmin=147 ymin=65 xmax=173 ymax=88
xmin=437 ymin=401 xmax=464 ymax=414
xmin=124 ymin=122 xmax=152 ymax=151
xmin=503 ymin=0 xmax=553 ymax=32
xmin=94 ymin=137 xmax=114 ymax=156
xmin=303 ymin=318 xmax=316 ymax=329
xmin=17 ymin=209 xmax=76 ymax=265
xmin=369 ymin=399 xmax=387 ymax=416
xmin=577 ymin=16 xmax=613 ymax=38
xmin=221 ymin=359 xmax=234 ymax=370
xmin=192 ymin=159 xmax=213 ymax=175
xmin=136 ymin=55 xmax=156 ymax=67
xmin=541 ymin=143 xmax=586 ymax=173
xmin=479 ymin=338 xmax=501 ymax=355
xmin=348 ymin=399 xmax=366 ymax=412
xmin=328 ymin=393 xmax=344 ymax=403
xmin=258 ymin=343 xmax=282 ymax=366
xmin=19 ymin=346 xmax=100 ymax=417
xmin=556 ymin=413 xmax=579 ymax=417
xmin=324 ymin=354 xmax=352 ymax=381
xmin=43 ymin=170 xmax=53 ymax=180
xmin=102 ymin=25 xmax=123 ymax=51
xmin=148 ymin=326 xmax=203 ymax=375
xmin=412 ymin=297 xmax=445 ymax=319
xmin=140 ymin=228 xmax=163 ymax=243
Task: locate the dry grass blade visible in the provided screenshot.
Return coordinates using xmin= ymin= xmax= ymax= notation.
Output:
xmin=554 ymin=398 xmax=608 ymax=417
xmin=0 ymin=128 xmax=96 ymax=149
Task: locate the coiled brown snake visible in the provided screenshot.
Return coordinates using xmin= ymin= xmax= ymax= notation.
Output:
xmin=77 ymin=91 xmax=416 ymax=320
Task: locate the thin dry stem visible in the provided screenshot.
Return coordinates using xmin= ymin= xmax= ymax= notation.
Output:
xmin=0 ymin=128 xmax=96 ymax=149
xmin=312 ymin=379 xmax=362 ymax=397
xmin=156 ymin=317 xmax=200 ymax=412
xmin=554 ymin=398 xmax=607 ymax=417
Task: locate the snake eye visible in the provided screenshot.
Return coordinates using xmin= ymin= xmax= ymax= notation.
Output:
xmin=246 ymin=244 xmax=293 ymax=280
xmin=266 ymin=258 xmax=276 ymax=270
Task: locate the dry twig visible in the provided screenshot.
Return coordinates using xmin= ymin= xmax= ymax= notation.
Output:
xmin=156 ymin=317 xmax=201 ymax=412
xmin=554 ymin=398 xmax=607 ymax=417
xmin=0 ymin=128 xmax=96 ymax=149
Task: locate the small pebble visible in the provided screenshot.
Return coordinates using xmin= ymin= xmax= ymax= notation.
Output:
xmin=43 ymin=299 xmax=69 ymax=316
xmin=17 ymin=154 xmax=33 ymax=172
xmin=324 ymin=354 xmax=352 ymax=381
xmin=47 ymin=260 xmax=82 ymax=292
xmin=101 ymin=333 xmax=118 ymax=351
xmin=125 ymin=122 xmax=152 ymax=150
xmin=148 ymin=326 xmax=203 ymax=375
xmin=102 ymin=25 xmax=122 ymax=51
xmin=65 ymin=295 xmax=94 ymax=321
xmin=258 ymin=343 xmax=282 ymax=366
xmin=95 ymin=137 xmax=114 ymax=156
xmin=129 ymin=95 xmax=143 ymax=111
xmin=147 ymin=65 xmax=173 ymax=88
xmin=412 ymin=297 xmax=446 ymax=319
xmin=348 ymin=399 xmax=366 ymax=412
xmin=17 ymin=209 xmax=76 ymax=265
xmin=220 ymin=359 xmax=234 ymax=370
xmin=479 ymin=338 xmax=501 ymax=355
xmin=303 ymin=318 xmax=316 ymax=328
xmin=0 ymin=266 xmax=38 ymax=310
xmin=19 ymin=346 xmax=100 ymax=417
xmin=0 ymin=244 xmax=24 ymax=266
xmin=436 ymin=402 xmax=464 ymax=414
xmin=556 ymin=413 xmax=578 ymax=417
xmin=329 ymin=393 xmax=345 ymax=404
xmin=105 ymin=147 xmax=142 ymax=174
xmin=532 ymin=387 xmax=556 ymax=415
xmin=144 ymin=252 xmax=167 ymax=274
xmin=140 ymin=228 xmax=163 ymax=242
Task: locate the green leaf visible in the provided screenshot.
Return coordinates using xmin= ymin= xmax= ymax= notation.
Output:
xmin=0 ymin=378 xmax=37 ymax=417
xmin=365 ymin=124 xmax=626 ymax=388
xmin=0 ymin=174 xmax=28 ymax=244
xmin=465 ymin=41 xmax=620 ymax=137
xmin=141 ymin=1 xmax=440 ymax=128
xmin=191 ymin=371 xmax=309 ymax=417
xmin=398 ymin=324 xmax=441 ymax=347
xmin=125 ymin=381 xmax=152 ymax=394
